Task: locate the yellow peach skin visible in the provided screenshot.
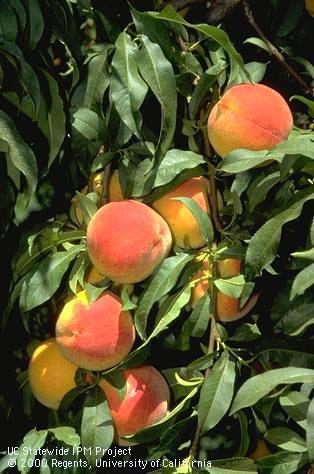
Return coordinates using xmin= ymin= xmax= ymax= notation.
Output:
xmin=28 ymin=338 xmax=77 ymax=409
xmin=207 ymin=83 xmax=293 ymax=158
xmin=99 ymin=365 xmax=170 ymax=445
xmin=56 ymin=290 xmax=135 ymax=371
xmin=152 ymin=177 xmax=222 ymax=249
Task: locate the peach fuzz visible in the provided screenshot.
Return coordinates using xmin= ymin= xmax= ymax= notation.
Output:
xmin=87 ymin=200 xmax=172 ymax=284
xmin=207 ymin=83 xmax=293 ymax=157
xmin=28 ymin=338 xmax=77 ymax=409
xmin=152 ymin=177 xmax=222 ymax=249
xmin=56 ymin=290 xmax=135 ymax=371
xmin=99 ymin=365 xmax=170 ymax=445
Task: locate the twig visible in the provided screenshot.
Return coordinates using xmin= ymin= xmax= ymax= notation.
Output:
xmin=207 ymin=0 xmax=242 ymax=23
xmin=243 ymin=0 xmax=313 ymax=96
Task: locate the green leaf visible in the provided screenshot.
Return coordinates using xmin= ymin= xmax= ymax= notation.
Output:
xmin=154 ymin=150 xmax=206 ymax=188
xmin=214 ymin=275 xmax=246 ymax=298
xmin=9 ymin=0 xmax=27 ymax=30
xmin=138 ymin=34 xmax=177 ymax=158
xmin=156 ymin=6 xmax=247 ymax=75
xmin=0 ymin=0 xmax=18 ymax=41
xmin=198 ymin=352 xmax=236 ymax=434
xmin=291 ymin=95 xmax=314 ymax=118
xmin=71 ymin=108 xmax=106 ymax=164
xmin=189 ymin=65 xmax=225 ymax=119
xmin=307 ymin=397 xmax=314 ymax=462
xmin=280 ymin=304 xmax=314 ymax=336
xmin=134 ymin=253 xmax=193 ymax=340
xmin=244 ymin=37 xmax=270 ymax=52
xmin=230 ymin=367 xmax=314 ymax=415
xmin=110 ymin=32 xmax=148 ymax=137
xmin=176 ymin=295 xmax=210 ymax=351
xmin=174 ymin=197 xmax=214 ymax=246
xmin=151 ymin=286 xmax=192 ymax=339
xmin=247 ymin=171 xmax=281 ymax=211
xmin=187 ymin=351 xmax=218 ymax=371
xmin=23 ymin=0 xmax=44 ymax=49
xmin=258 ymin=348 xmax=314 ymax=370
xmin=235 ymin=411 xmax=250 ymax=457
xmin=38 ymin=70 xmax=66 ymax=168
xmin=0 ymin=41 xmax=41 ymax=115
xmin=280 ymin=391 xmax=310 ymax=430
xmin=240 ymin=61 xmax=267 ymax=83
xmin=256 ymin=452 xmax=309 ymax=474
xmin=76 ymin=192 xmax=98 ymax=225
xmin=49 ymin=427 xmax=80 ymax=447
xmin=17 ymin=429 xmax=47 ymax=474
xmin=291 ymin=248 xmax=314 ymax=260
xmin=202 ymin=457 xmax=257 ymax=473
xmin=84 ymin=45 xmax=113 ymax=114
xmin=229 ymin=323 xmax=261 ymax=342
xmin=246 ymin=188 xmax=314 ymax=277
xmin=290 ymin=263 xmax=314 ymax=300
xmin=264 ymin=427 xmax=307 ymax=453
xmin=120 ymin=286 xmax=137 ymax=311
xmin=0 ymin=110 xmax=37 ymax=199
xmin=148 ymin=416 xmax=196 ymax=461
xmin=20 ymin=245 xmax=84 ymax=312
xmin=81 ymin=386 xmax=114 ymax=466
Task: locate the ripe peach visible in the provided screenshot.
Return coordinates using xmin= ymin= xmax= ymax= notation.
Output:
xmin=87 ymin=200 xmax=172 ymax=284
xmin=207 ymin=83 xmax=293 ymax=157
xmin=28 ymin=338 xmax=77 ymax=409
xmin=56 ymin=290 xmax=135 ymax=371
xmin=99 ymin=365 xmax=170 ymax=445
xmin=216 ymin=259 xmax=241 ymax=321
xmin=190 ymin=257 xmax=257 ymax=322
xmin=152 ymin=177 xmax=222 ymax=249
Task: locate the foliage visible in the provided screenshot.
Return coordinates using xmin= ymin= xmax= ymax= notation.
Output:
xmin=1 ymin=1 xmax=314 ymax=474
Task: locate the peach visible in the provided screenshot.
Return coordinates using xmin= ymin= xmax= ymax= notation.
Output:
xmin=207 ymin=83 xmax=293 ymax=157
xmin=249 ymin=439 xmax=272 ymax=460
xmin=152 ymin=177 xmax=222 ymax=249
xmin=87 ymin=200 xmax=172 ymax=284
xmin=305 ymin=0 xmax=314 ymax=16
xmin=190 ymin=257 xmax=257 ymax=322
xmin=99 ymin=365 xmax=170 ymax=445
xmin=28 ymin=338 xmax=77 ymax=409
xmin=56 ymin=290 xmax=135 ymax=371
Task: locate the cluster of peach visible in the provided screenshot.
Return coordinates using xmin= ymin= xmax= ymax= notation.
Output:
xmin=28 ymin=84 xmax=293 ymax=445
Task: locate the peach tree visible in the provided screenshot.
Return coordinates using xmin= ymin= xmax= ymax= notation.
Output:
xmin=1 ymin=1 xmax=314 ymax=473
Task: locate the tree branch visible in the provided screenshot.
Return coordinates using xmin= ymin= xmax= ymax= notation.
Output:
xmin=243 ymin=0 xmax=313 ymax=96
